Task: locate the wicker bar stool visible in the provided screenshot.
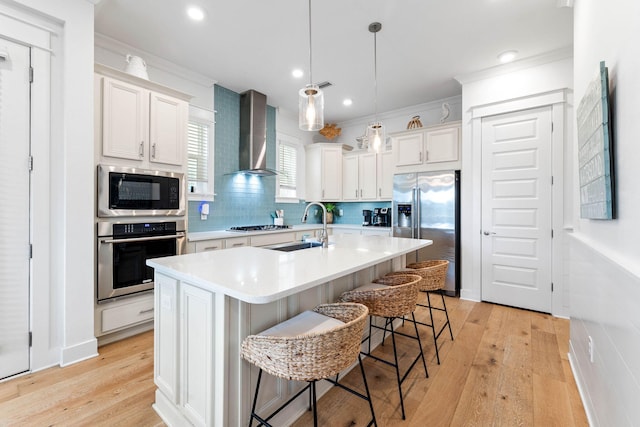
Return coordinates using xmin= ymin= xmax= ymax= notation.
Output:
xmin=386 ymin=260 xmax=453 ymax=364
xmin=338 ymin=274 xmax=427 ymax=420
xmin=241 ymin=303 xmax=376 ymax=427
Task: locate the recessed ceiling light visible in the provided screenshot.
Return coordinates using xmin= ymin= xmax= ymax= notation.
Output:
xmin=187 ymin=6 xmax=205 ymax=21
xmin=498 ymin=50 xmax=518 ymax=63
xmin=292 ymin=69 xmax=304 ymax=78
xmin=343 ymin=99 xmax=353 ymax=106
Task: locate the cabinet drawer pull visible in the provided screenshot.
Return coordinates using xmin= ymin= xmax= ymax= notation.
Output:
xmin=151 ymin=143 xmax=157 ymax=159
xmin=379 ymin=188 xmax=381 ymax=197
xmin=355 ymin=190 xmax=358 ymax=198
xmin=231 ymin=243 xmax=244 ymax=247
xmin=139 ymin=141 xmax=144 ymax=157
xmin=204 ymin=246 xmax=220 ymax=251
xmin=419 ymin=151 xmax=423 ymax=162
xmin=139 ymin=308 xmax=154 ymax=314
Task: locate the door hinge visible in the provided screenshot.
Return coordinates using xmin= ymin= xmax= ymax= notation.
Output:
xmin=28 ymin=155 xmax=34 ymax=172
xmin=551 ymin=282 xmax=554 ymax=292
xmin=551 ymin=176 xmax=554 ymax=185
xmin=29 ymin=66 xmax=34 ymax=83
xmin=551 ymin=122 xmax=554 ymax=132
xmin=29 ymin=332 xmax=33 ymax=346
xmin=551 ymin=229 xmax=554 ymax=238
xmin=29 ymin=244 xmax=33 ymax=259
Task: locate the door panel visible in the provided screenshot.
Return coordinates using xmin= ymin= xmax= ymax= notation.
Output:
xmin=481 ymin=107 xmax=552 ymax=313
xmin=0 ymin=38 xmax=31 ymax=379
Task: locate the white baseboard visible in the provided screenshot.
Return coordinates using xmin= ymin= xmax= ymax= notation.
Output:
xmin=568 ymin=340 xmax=596 ymax=427
xmin=60 ymin=337 xmax=98 ymax=367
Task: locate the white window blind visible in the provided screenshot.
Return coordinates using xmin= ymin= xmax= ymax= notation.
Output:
xmin=187 ymin=105 xmax=215 ymax=200
xmin=276 ymin=134 xmax=302 ymax=201
xmin=188 ymin=121 xmax=209 ymax=183
xmin=278 ymin=142 xmax=297 ymax=195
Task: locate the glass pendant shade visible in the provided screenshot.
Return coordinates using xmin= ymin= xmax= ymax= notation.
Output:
xmin=366 ymin=121 xmax=385 ymax=152
xmin=299 ymin=83 xmax=324 ymax=131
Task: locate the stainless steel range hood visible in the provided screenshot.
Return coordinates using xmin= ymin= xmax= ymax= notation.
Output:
xmin=238 ymin=90 xmax=276 ymax=176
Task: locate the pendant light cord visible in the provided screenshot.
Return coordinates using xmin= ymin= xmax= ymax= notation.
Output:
xmin=308 ymin=0 xmax=313 ymax=86
xmin=373 ymin=29 xmax=378 ymax=121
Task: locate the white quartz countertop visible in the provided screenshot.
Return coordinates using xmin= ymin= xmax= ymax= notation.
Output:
xmin=187 ymin=224 xmax=391 ymax=241
xmin=148 ymin=234 xmax=430 ymax=304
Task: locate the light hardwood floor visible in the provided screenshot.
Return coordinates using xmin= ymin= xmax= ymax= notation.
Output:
xmin=0 ymin=298 xmax=588 ymax=426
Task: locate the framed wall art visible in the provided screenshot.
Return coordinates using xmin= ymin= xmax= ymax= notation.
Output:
xmin=576 ymin=61 xmax=616 ymax=219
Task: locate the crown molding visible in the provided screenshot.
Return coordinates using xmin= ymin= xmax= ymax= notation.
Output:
xmin=94 ymin=32 xmax=217 ymax=88
xmin=454 ymin=46 xmax=573 ymax=85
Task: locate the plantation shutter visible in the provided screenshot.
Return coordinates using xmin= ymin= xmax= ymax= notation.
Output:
xmin=188 ymin=121 xmax=209 ymax=183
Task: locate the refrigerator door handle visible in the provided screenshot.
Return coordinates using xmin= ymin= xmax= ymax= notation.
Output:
xmin=414 ymin=186 xmax=420 ymax=239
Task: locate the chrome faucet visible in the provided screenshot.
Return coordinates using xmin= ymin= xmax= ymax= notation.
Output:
xmin=301 ymin=202 xmax=329 ymax=248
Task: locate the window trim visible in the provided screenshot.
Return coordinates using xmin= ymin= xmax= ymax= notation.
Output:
xmin=275 ymin=133 xmax=303 ymax=204
xmin=187 ymin=105 xmax=215 ymax=202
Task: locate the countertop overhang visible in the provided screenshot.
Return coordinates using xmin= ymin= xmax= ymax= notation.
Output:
xmin=148 ymin=234 xmax=430 ymax=304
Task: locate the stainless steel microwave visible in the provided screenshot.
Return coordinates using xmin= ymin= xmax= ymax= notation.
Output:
xmin=97 ymin=164 xmax=185 ymax=217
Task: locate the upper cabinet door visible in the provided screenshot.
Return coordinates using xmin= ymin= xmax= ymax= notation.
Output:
xmin=342 ymin=155 xmax=359 ymax=201
xmin=359 ymin=152 xmax=378 ymax=200
xmin=321 ymin=147 xmax=343 ymax=200
xmin=377 ymin=151 xmax=393 ymax=199
xmin=425 ymin=126 xmax=459 ymax=163
xmin=102 ymin=77 xmax=147 ymax=161
xmin=149 ymin=92 xmax=187 ymax=166
xmin=394 ymin=132 xmax=423 ymax=166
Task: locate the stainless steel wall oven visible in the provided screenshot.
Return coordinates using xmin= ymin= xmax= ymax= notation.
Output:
xmin=97 ymin=164 xmax=185 ymax=217
xmin=97 ymin=220 xmax=186 ymax=302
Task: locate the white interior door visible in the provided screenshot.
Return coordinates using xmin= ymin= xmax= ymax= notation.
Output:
xmin=0 ymin=37 xmax=31 ymax=379
xmin=481 ymin=106 xmax=553 ymax=313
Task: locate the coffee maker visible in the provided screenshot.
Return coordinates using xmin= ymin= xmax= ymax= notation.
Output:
xmin=373 ymin=208 xmax=391 ymax=227
xmin=362 ymin=210 xmax=373 ymax=226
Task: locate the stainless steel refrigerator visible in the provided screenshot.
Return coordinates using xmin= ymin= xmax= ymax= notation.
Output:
xmin=392 ymin=171 xmax=460 ymax=296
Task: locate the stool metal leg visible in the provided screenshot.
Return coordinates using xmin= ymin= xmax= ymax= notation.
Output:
xmin=388 ymin=320 xmax=406 ymax=420
xmin=426 ymin=292 xmax=440 ymax=364
xmin=358 ymin=354 xmax=378 ymax=427
xmin=249 ymin=369 xmax=263 ymax=427
xmin=311 ymin=380 xmax=318 ymax=427
xmin=411 ymin=312 xmax=429 ymax=378
xmin=441 ymin=290 xmax=454 ymax=340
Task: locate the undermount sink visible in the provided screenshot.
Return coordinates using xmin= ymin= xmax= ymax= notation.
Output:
xmin=265 ymin=241 xmax=325 ymax=252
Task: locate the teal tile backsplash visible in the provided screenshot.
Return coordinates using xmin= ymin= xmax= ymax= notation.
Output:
xmin=188 ymin=85 xmax=390 ymax=233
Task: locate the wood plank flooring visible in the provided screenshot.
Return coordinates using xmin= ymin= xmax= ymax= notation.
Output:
xmin=0 ymin=298 xmax=588 ymax=427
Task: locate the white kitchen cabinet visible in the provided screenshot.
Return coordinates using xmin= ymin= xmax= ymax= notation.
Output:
xmin=250 ymin=232 xmax=296 ymax=247
xmin=95 ymin=292 xmax=155 ymax=344
xmin=95 ymin=64 xmax=189 ymax=169
xmin=343 ymin=151 xmax=391 ymax=201
xmin=194 ymin=239 xmax=225 ymax=253
xmin=392 ymin=121 xmax=461 ymax=171
xmin=305 ymin=143 xmax=350 ymax=201
xmin=377 ymin=151 xmax=393 ymax=199
xmin=342 ymin=152 xmax=377 ymax=201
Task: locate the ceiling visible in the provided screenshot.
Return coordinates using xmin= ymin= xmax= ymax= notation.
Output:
xmin=94 ymin=0 xmax=573 ymax=123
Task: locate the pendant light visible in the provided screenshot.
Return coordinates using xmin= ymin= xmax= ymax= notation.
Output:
xmin=366 ymin=22 xmax=385 ymax=152
xmin=298 ymin=0 xmax=324 ymax=131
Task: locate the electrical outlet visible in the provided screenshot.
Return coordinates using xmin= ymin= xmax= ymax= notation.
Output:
xmin=588 ymin=336 xmax=594 ymax=363
xmin=339 ymin=209 xmax=344 ymax=216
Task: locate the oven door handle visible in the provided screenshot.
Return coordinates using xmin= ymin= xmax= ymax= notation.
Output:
xmin=100 ymin=232 xmax=186 ymax=244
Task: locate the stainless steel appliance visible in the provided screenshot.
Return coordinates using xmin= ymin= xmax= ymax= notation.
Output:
xmin=373 ymin=207 xmax=390 ymax=227
xmin=393 ymin=170 xmax=460 ymax=296
xmin=97 ymin=220 xmax=186 ymax=302
xmin=362 ymin=210 xmax=373 ymax=226
xmin=97 ymin=164 xmax=185 ymax=217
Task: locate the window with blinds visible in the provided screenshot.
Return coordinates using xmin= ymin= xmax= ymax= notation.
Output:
xmin=187 ymin=105 xmax=215 ymax=199
xmin=276 ymin=135 xmax=302 ymax=201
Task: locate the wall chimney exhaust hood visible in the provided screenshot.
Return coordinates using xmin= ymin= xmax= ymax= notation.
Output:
xmin=237 ymin=90 xmax=277 ymax=176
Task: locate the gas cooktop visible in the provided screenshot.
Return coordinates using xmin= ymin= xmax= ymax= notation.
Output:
xmin=228 ymin=225 xmax=292 ymax=232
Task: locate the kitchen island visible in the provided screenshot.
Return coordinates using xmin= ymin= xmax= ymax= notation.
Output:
xmin=147 ymin=233 xmax=432 ymax=427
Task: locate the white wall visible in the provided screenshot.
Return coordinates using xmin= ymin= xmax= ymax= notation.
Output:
xmin=569 ymin=1 xmax=640 ymax=424
xmin=5 ymin=0 xmax=98 ymax=368
xmin=458 ymin=54 xmax=574 ymax=317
